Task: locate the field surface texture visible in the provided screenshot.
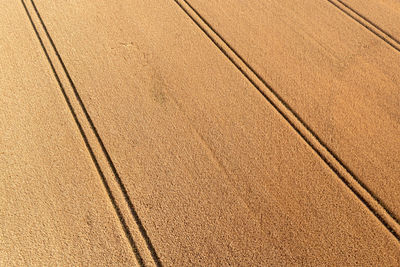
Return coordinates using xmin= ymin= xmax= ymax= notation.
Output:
xmin=1 ymin=0 xmax=399 ymax=266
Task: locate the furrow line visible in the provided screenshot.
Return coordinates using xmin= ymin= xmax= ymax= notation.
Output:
xmin=22 ymin=0 xmax=162 ymax=265
xmin=327 ymin=0 xmax=400 ymax=53
xmin=175 ymin=0 xmax=400 ymax=241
